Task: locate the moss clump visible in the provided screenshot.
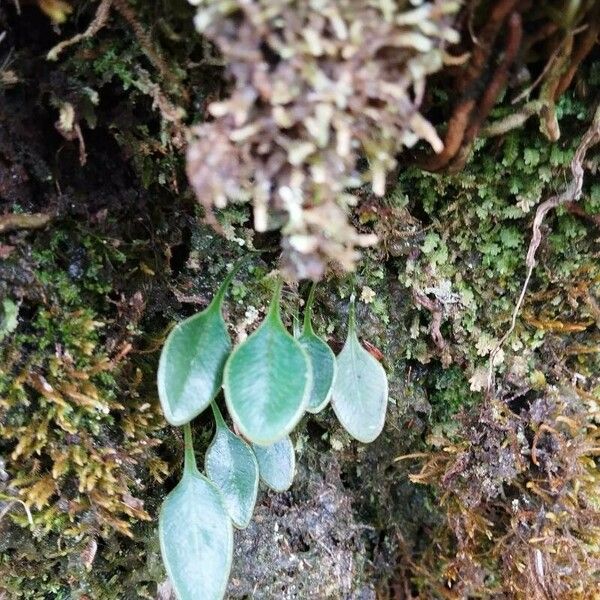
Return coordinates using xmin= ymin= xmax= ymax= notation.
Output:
xmin=382 ymin=96 xmax=600 ymax=388
xmin=328 ymin=96 xmax=600 ymax=597
xmin=0 ymin=225 xmax=168 ymax=597
xmin=186 ymin=0 xmax=459 ymax=278
xmin=407 ymin=387 xmax=599 ymax=599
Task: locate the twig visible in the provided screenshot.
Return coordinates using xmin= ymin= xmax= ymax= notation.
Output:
xmin=486 ymin=103 xmax=600 ymax=393
xmin=555 ymin=21 xmax=600 ymax=97
xmin=511 ymin=38 xmax=563 ymax=105
xmin=393 ymin=452 xmax=430 ymax=462
xmin=47 ymin=0 xmax=112 ymax=61
xmin=0 ymin=213 xmax=52 ymax=234
xmin=538 ymin=34 xmax=574 ymax=142
xmin=511 ymin=23 xmax=587 ymax=106
xmin=481 ymin=100 xmax=544 ymax=137
xmin=0 ymin=495 xmax=34 ymax=527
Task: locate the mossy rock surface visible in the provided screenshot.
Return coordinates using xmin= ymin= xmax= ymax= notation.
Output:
xmin=1 ymin=1 xmax=599 ymax=598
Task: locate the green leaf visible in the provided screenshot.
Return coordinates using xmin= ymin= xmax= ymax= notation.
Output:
xmin=224 ymin=280 xmax=311 ymax=445
xmin=157 ymin=263 xmax=241 ymax=426
xmin=252 ymin=436 xmax=295 ymax=492
xmin=205 ymin=403 xmax=259 ymax=529
xmin=159 ymin=425 xmax=233 ymax=600
xmin=0 ymin=299 xmax=19 ymax=342
xmin=297 ymin=283 xmax=336 ymax=414
xmin=331 ymin=297 xmax=388 ymax=443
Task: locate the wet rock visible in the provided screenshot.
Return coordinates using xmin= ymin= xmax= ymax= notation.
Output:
xmin=228 ymin=454 xmax=375 ymax=599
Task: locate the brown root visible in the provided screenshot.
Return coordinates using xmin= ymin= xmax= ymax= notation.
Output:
xmin=555 ymin=20 xmax=600 ymax=98
xmin=419 ymin=0 xmax=521 ymax=172
xmin=419 ymin=3 xmax=599 ymax=173
xmin=448 ymin=11 xmax=523 ymax=172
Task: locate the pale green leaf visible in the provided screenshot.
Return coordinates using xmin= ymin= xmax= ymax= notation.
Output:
xmin=223 ymin=281 xmax=311 ymax=445
xmin=331 ymin=298 xmax=388 ymax=443
xmin=205 ymin=403 xmax=259 ymax=529
xmin=159 ymin=425 xmax=233 ymax=600
xmin=0 ymin=299 xmax=19 ymax=342
xmin=157 ymin=264 xmax=240 ymax=426
xmin=252 ymin=436 xmax=295 ymax=492
xmin=297 ymin=283 xmax=336 ymax=414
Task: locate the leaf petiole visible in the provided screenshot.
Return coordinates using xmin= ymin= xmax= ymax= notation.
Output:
xmin=303 ymin=282 xmax=317 ymax=333
xmin=267 ymin=278 xmax=284 ymax=322
xmin=183 ymin=423 xmax=198 ymax=475
xmin=210 ymin=401 xmax=227 ymax=429
xmin=211 ymin=256 xmax=250 ymax=309
xmin=348 ymin=292 xmax=357 ymax=335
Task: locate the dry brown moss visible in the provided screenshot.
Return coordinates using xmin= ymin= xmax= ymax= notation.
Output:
xmin=186 ymin=0 xmax=459 ymax=279
xmin=404 ymin=387 xmax=599 ymax=599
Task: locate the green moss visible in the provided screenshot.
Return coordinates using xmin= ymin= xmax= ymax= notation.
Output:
xmin=379 ymin=96 xmax=600 ymax=395
xmin=2 ymin=2 xmax=599 ymax=597
xmin=426 ymin=365 xmax=479 ymax=423
xmin=0 ymin=222 xmax=168 ymax=597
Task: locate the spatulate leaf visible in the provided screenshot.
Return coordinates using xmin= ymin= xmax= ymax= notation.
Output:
xmin=205 ymin=403 xmax=259 ymax=529
xmin=159 ymin=425 xmax=233 ymax=600
xmin=223 ymin=281 xmax=311 ymax=445
xmin=157 ymin=264 xmax=240 ymax=426
xmin=252 ymin=435 xmax=295 ymax=492
xmin=331 ymin=297 xmax=388 ymax=443
xmin=297 ymin=283 xmax=336 ymax=414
